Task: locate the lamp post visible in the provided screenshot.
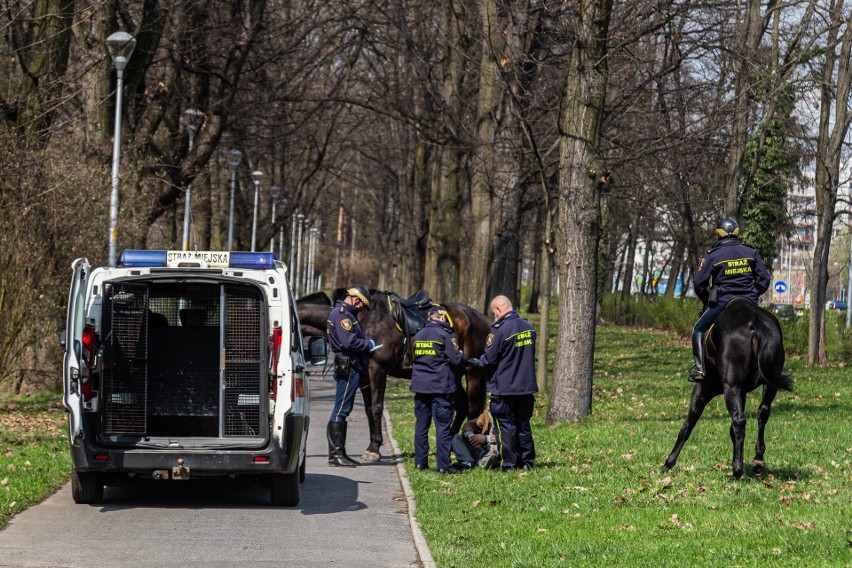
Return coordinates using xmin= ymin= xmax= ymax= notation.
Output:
xmin=269 ymin=185 xmax=280 ymax=253
xmin=105 ymin=31 xmax=136 ymax=267
xmin=279 ymin=197 xmax=288 ymax=261
xmin=308 ymin=227 xmax=319 ymax=293
xmin=250 ymin=170 xmax=263 ymax=252
xmin=181 ymin=108 xmax=204 ymax=251
xmin=226 ymin=149 xmax=241 ymax=250
xmin=289 ymin=210 xmax=298 ymax=285
xmin=295 ymin=213 xmax=305 ymax=296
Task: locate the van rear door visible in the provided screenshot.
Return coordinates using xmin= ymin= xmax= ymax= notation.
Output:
xmin=63 ymin=258 xmax=90 ymax=445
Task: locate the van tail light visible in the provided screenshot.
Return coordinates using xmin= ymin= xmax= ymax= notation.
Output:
xmin=291 ymin=375 xmax=305 ymax=403
xmin=81 ymin=325 xmax=98 ymax=401
xmin=270 ymin=327 xmax=283 ymax=401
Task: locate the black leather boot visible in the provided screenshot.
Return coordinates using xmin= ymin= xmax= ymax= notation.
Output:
xmin=688 ymin=331 xmax=706 ymax=383
xmin=327 ymin=421 xmax=358 ymax=467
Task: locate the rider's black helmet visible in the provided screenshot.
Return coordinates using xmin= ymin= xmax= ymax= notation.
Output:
xmin=347 ymin=284 xmax=372 ymax=309
xmin=715 ymin=217 xmax=740 ymax=239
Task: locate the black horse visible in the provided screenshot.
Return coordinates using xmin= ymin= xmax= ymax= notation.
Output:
xmin=661 ymin=298 xmax=794 ymax=479
xmin=297 ymin=290 xmax=491 ymax=461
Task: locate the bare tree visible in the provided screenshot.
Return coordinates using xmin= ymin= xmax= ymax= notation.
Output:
xmin=808 ymin=0 xmax=852 ymax=365
xmin=547 ymin=0 xmax=613 ymax=424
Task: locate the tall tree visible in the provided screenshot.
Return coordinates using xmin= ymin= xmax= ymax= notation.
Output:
xmin=547 ymin=0 xmax=613 ymax=424
xmin=808 ymin=0 xmax=852 ymax=365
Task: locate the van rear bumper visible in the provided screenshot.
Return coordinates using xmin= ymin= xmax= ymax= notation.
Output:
xmin=71 ymin=414 xmax=307 ymax=477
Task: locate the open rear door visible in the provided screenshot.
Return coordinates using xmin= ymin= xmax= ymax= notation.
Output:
xmin=63 ymin=258 xmax=90 ymax=445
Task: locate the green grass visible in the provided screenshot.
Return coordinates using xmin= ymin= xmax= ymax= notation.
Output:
xmin=0 ymin=392 xmax=70 ymax=527
xmin=385 ymin=325 xmax=851 ymax=567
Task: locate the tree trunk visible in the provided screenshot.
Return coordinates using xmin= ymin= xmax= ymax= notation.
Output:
xmin=424 ymin=0 xmax=469 ymax=302
xmin=618 ymin=218 xmax=639 ymax=324
xmin=462 ymin=0 xmax=500 ymax=312
xmin=547 ymin=0 xmax=613 ymax=425
xmin=808 ymin=0 xmax=852 ymax=365
xmin=723 ymin=0 xmax=770 ymax=214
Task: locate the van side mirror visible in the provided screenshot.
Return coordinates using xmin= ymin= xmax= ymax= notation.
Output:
xmin=60 ymin=329 xmax=67 ymax=348
xmin=307 ymin=337 xmax=327 ymax=366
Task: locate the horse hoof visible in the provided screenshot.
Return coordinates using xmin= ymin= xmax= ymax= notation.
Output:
xmin=732 ymin=469 xmax=744 ymax=480
xmin=659 ymin=465 xmax=671 ymax=474
xmin=361 ymin=451 xmax=381 ymax=463
xmin=753 ymin=460 xmax=765 ymax=476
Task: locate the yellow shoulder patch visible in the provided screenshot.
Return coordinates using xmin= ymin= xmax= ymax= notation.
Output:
xmin=451 ymin=337 xmax=460 ymax=351
xmin=486 ymin=333 xmax=494 ymax=347
xmin=341 ymin=318 xmax=353 ymax=331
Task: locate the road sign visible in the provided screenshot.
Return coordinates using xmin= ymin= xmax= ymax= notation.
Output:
xmin=774 ymin=281 xmax=787 ymax=293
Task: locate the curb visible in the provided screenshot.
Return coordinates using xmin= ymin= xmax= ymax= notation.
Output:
xmin=383 ymin=406 xmax=436 ymax=568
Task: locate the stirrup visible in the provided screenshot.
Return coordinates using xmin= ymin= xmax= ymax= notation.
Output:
xmin=687 ymin=369 xmax=705 ymax=383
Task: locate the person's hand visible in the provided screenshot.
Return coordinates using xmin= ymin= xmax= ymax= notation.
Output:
xmin=467 ymin=357 xmax=483 ymax=368
xmin=469 ymin=433 xmax=487 ymax=447
xmin=369 ymin=339 xmax=376 ymax=350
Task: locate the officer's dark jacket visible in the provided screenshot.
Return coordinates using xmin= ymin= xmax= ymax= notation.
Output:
xmin=480 ymin=311 xmax=538 ymax=396
xmin=327 ymin=300 xmax=372 ymax=375
xmin=694 ymin=237 xmax=771 ymax=304
xmin=410 ymin=320 xmax=463 ymax=394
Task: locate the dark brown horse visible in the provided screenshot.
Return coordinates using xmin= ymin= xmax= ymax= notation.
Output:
xmin=660 ymin=298 xmax=793 ymax=479
xmin=297 ymin=290 xmax=491 ymax=461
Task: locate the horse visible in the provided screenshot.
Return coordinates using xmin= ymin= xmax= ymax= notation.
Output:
xmin=295 ymin=291 xmax=332 ymax=337
xmin=660 ymin=298 xmax=794 ymax=479
xmin=297 ymin=289 xmax=492 ymax=462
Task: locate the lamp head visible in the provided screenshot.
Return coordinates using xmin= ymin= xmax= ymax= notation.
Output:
xmin=227 ymin=148 xmax=241 ymax=168
xmin=271 ymin=185 xmax=281 ymax=199
xmin=106 ymin=32 xmax=136 ymax=71
xmin=251 ymin=170 xmax=263 ymax=185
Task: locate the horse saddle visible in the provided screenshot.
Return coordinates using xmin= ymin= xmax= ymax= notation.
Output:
xmin=388 ymin=290 xmax=433 ymax=337
xmin=388 ymin=290 xmax=442 ymax=369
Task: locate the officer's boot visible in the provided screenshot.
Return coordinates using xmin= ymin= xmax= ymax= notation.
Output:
xmin=688 ymin=331 xmax=706 ymax=383
xmin=327 ymin=421 xmax=358 ymax=467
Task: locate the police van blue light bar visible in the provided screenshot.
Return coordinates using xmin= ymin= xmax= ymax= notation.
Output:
xmin=118 ymin=250 xmax=277 ymax=270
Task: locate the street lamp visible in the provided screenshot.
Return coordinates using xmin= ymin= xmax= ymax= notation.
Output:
xmin=226 ymin=149 xmax=241 ymax=250
xmin=295 ymin=213 xmax=305 ymax=295
xmin=105 ymin=31 xmax=136 ymax=267
xmin=250 ymin=170 xmax=263 ymax=252
xmin=279 ymin=196 xmax=288 ymax=261
xmin=181 ymin=108 xmax=204 ymax=251
xmin=269 ymin=184 xmax=280 ymax=253
xmin=289 ymin=210 xmax=298 ymax=284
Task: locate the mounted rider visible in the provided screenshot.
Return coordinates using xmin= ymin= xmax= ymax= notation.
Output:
xmin=689 ymin=218 xmax=771 ymax=383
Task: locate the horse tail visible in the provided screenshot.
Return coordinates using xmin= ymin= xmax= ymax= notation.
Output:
xmin=752 ymin=317 xmax=794 ymax=392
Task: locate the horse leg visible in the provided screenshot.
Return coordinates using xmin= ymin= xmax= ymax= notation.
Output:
xmin=723 ymin=386 xmax=747 ymax=479
xmin=752 ymin=385 xmax=778 ymax=476
xmin=360 ymin=366 xmax=386 ymax=462
xmin=660 ymin=384 xmax=716 ymax=473
xmin=466 ymin=367 xmax=487 ymax=419
xmin=450 ymin=387 xmax=467 ymax=436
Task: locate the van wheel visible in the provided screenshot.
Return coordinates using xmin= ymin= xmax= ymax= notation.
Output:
xmin=299 ymin=455 xmax=306 ymax=483
xmin=71 ymin=468 xmax=103 ymax=504
xmin=271 ymin=471 xmax=299 ymax=506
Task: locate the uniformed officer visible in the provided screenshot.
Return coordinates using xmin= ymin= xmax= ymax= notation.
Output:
xmin=468 ymin=295 xmax=537 ymax=471
xmin=410 ymin=308 xmax=464 ymax=474
xmin=689 ymin=218 xmax=771 ymax=383
xmin=326 ymin=284 xmax=375 ymax=467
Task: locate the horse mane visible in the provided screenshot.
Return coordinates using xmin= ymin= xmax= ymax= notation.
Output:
xmin=297 ymin=291 xmax=332 ymax=306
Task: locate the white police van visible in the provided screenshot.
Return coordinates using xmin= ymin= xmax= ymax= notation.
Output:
xmin=62 ymin=250 xmax=323 ymax=506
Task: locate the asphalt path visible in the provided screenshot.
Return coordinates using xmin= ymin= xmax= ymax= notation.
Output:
xmin=0 ymin=370 xmax=428 ymax=567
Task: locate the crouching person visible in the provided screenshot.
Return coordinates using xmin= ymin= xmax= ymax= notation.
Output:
xmin=451 ymin=409 xmax=500 ymax=470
